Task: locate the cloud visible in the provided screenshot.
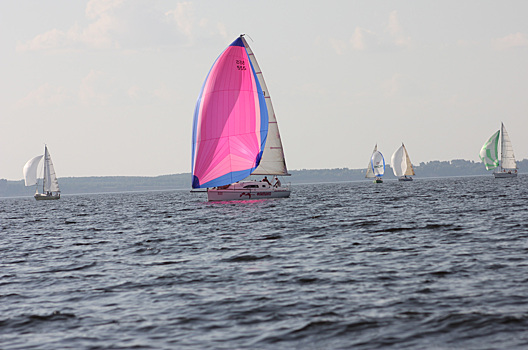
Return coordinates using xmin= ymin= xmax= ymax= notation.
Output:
xmin=492 ymin=32 xmax=528 ymax=50
xmin=381 ymin=73 xmax=403 ymax=97
xmin=387 ymin=11 xmax=411 ymax=48
xmin=152 ymin=84 xmax=180 ymax=102
xmin=16 ymin=0 xmax=226 ymax=52
xmin=330 ymin=37 xmax=347 ymax=55
xmin=164 ymin=2 xmax=229 ymax=44
xmin=17 ymin=0 xmax=122 ymax=52
xmin=16 ymin=83 xmax=69 ymax=108
xmin=216 ymin=22 xmax=228 ymax=40
xmin=351 ymin=27 xmax=366 ymax=51
xmin=16 ymin=29 xmax=68 ymax=52
xmin=79 ymin=70 xmax=111 ymax=105
xmin=165 ymin=2 xmax=195 ymax=39
xmin=127 ymin=85 xmax=141 ymax=99
xmin=350 ymin=27 xmax=377 ymax=51
xmin=85 ymin=0 xmax=124 ymax=20
xmin=346 ymin=11 xmax=411 ymax=53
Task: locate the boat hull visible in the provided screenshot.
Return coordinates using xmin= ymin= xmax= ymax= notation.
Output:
xmin=205 ymin=180 xmax=290 ymax=201
xmin=208 ymin=188 xmax=290 ymax=201
xmin=398 ymin=176 xmax=413 ymax=181
xmin=493 ymin=172 xmax=517 ymax=178
xmin=374 ymin=178 xmax=383 ymax=183
xmin=35 ymin=193 xmax=60 ymax=200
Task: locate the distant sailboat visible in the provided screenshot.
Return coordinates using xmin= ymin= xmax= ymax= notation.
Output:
xmin=366 ymin=144 xmax=385 ymax=183
xmin=479 ymin=122 xmax=517 ymax=178
xmin=191 ymin=35 xmax=290 ymax=201
xmin=391 ymin=143 xmax=415 ymax=181
xmin=23 ymin=145 xmax=61 ymax=200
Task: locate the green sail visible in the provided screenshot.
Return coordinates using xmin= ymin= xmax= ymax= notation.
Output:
xmin=479 ymin=130 xmax=500 ymax=170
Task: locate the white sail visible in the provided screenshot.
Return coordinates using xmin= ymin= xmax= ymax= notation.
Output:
xmin=23 ymin=155 xmax=43 ymax=186
xmin=391 ymin=145 xmax=405 ymax=177
xmin=241 ymin=36 xmax=289 ymax=176
xmin=365 ymin=144 xmax=377 ymax=178
xmin=43 ymin=146 xmax=60 ymax=193
xmin=479 ymin=130 xmax=500 ymax=170
xmin=391 ymin=143 xmax=415 ymax=177
xmin=403 ymin=146 xmax=415 ymax=176
xmin=500 ymin=123 xmax=516 ymax=170
xmin=371 ymin=151 xmax=385 ymax=177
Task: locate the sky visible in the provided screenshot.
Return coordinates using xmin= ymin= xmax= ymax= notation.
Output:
xmin=2 ymin=1 xmax=528 ymax=180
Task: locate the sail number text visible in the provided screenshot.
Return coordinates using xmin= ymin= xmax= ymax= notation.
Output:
xmin=236 ymin=60 xmax=246 ymax=70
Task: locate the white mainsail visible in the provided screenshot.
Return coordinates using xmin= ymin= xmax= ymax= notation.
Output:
xmin=500 ymin=123 xmax=516 ymax=170
xmin=23 ymin=155 xmax=43 ymax=186
xmin=391 ymin=143 xmax=415 ymax=177
xmin=43 ymin=146 xmax=60 ymax=192
xmin=365 ymin=144 xmax=377 ymax=178
xmin=241 ymin=36 xmax=289 ymax=176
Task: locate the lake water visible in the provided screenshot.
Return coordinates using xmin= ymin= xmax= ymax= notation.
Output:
xmin=2 ymin=176 xmax=528 ymax=349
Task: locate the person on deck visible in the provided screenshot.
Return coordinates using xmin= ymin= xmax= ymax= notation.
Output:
xmin=262 ymin=176 xmax=271 ymax=185
xmin=273 ymin=177 xmax=281 ymax=187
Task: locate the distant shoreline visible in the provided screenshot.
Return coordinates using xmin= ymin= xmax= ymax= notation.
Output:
xmin=2 ymin=159 xmax=526 ymax=198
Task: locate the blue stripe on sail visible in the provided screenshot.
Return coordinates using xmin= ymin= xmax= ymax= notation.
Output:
xmin=191 ymin=94 xmax=202 ymax=184
xmin=230 ymin=37 xmax=245 ymax=47
xmin=371 ymin=152 xmax=385 ymax=177
xmin=245 ymin=42 xmax=269 ymax=166
xmin=197 ymin=168 xmax=257 ymax=189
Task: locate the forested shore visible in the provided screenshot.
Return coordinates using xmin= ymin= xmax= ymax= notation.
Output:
xmin=2 ymin=159 xmax=526 ymax=198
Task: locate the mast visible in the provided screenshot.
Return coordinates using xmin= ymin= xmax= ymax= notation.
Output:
xmin=43 ymin=145 xmax=48 ymax=194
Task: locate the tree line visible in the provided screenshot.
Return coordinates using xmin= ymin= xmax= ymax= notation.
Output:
xmin=1 ymin=159 xmax=526 ymax=198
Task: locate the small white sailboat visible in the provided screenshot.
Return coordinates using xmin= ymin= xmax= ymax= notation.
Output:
xmin=479 ymin=122 xmax=517 ymax=178
xmin=391 ymin=143 xmax=415 ymax=181
xmin=366 ymin=144 xmax=385 ymax=183
xmin=191 ymin=35 xmax=290 ymax=201
xmin=23 ymin=145 xmax=61 ymax=200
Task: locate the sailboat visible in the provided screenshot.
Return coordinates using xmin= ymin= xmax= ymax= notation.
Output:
xmin=479 ymin=122 xmax=517 ymax=178
xmin=391 ymin=143 xmax=415 ymax=181
xmin=366 ymin=144 xmax=385 ymax=183
xmin=191 ymin=35 xmax=290 ymax=201
xmin=23 ymin=145 xmax=61 ymax=200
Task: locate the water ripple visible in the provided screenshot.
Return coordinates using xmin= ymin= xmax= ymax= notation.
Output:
xmin=2 ymin=177 xmax=528 ymax=349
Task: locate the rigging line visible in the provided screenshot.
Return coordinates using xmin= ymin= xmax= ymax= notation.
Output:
xmin=244 ymin=33 xmax=254 ymax=42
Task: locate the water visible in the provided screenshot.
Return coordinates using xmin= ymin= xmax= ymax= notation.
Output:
xmin=2 ymin=176 xmax=528 ymax=349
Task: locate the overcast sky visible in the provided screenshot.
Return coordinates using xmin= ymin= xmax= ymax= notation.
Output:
xmin=2 ymin=1 xmax=528 ymax=180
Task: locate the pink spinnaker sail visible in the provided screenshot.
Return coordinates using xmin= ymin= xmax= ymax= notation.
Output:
xmin=192 ymin=37 xmax=268 ymax=189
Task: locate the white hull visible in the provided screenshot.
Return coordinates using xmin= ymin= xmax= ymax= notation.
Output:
xmin=493 ymin=171 xmax=517 ymax=178
xmin=208 ymin=188 xmax=290 ymax=201
xmin=206 ymin=181 xmax=290 ymax=201
xmin=35 ymin=193 xmax=60 ymax=200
